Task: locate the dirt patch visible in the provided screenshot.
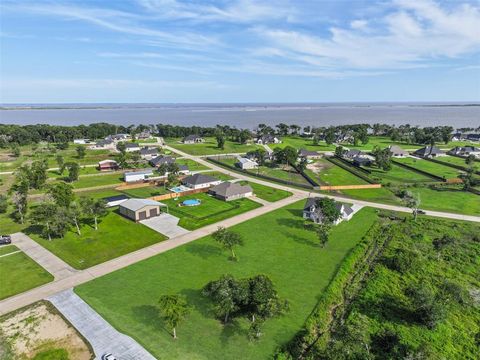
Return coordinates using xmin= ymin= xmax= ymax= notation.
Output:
xmin=0 ymin=301 xmax=93 ymax=360
xmin=306 ymin=160 xmax=331 ymax=175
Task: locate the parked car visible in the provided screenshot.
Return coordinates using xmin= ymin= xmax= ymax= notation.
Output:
xmin=102 ymin=354 xmax=117 ymax=360
xmin=417 ymin=210 xmax=426 ymax=215
xmin=0 ymin=235 xmax=11 ymax=245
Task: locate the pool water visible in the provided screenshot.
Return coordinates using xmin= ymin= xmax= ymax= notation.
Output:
xmin=182 ymin=199 xmax=201 ymax=206
xmin=170 ymin=185 xmax=190 ymax=193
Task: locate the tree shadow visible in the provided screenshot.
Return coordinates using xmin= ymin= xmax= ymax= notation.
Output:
xmin=359 ymin=294 xmax=415 ymax=325
xmin=286 ymin=208 xmax=304 ymax=218
xmin=131 ymin=304 xmax=171 ymax=336
xmin=276 ymin=217 xmax=304 ymax=229
xmin=23 ymin=224 xmax=43 ymax=237
xmin=179 ymin=288 xmax=212 ymax=319
xmin=219 ymin=318 xmax=248 ymax=346
xmin=185 ymin=242 xmax=223 ymax=259
xmin=285 ymin=231 xmax=318 ymax=247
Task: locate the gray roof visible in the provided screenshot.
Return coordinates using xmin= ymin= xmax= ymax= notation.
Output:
xmin=388 ymin=145 xmax=408 ymax=155
xmin=124 ymin=169 xmax=154 ymax=177
xmin=344 ymin=149 xmax=362 ymax=158
xmin=125 ymin=142 xmax=140 ymax=148
xmin=120 ymin=198 xmax=165 ymax=211
xmin=414 ymin=146 xmax=444 ymax=156
xmin=183 ymin=134 xmax=203 ymax=141
xmin=299 ymin=149 xmax=319 ymax=157
xmin=210 ymin=182 xmax=252 ymax=197
xmin=179 ymin=165 xmax=189 ymax=171
xmin=237 ymin=157 xmax=258 ymax=165
xmin=150 ymin=156 xmax=175 ymax=166
xmin=183 ymin=173 xmax=219 ymax=185
xmin=140 ymin=147 xmax=159 ymax=155
xmin=96 ymin=139 xmax=113 ymax=146
xmin=450 ymin=146 xmax=480 ymax=152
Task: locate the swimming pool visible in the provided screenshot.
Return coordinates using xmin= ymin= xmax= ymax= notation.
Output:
xmin=170 ymin=185 xmax=190 ymax=193
xmin=182 ymin=199 xmax=201 ymax=206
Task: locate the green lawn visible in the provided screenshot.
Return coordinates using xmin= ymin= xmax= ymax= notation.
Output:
xmin=362 ymin=163 xmax=435 ymax=184
xmin=404 ymin=186 xmax=480 ymax=216
xmin=0 ymin=249 xmax=54 ymax=299
xmin=395 ymin=157 xmax=464 ymax=179
xmin=26 ymin=210 xmax=168 ymax=269
xmin=163 ymin=192 xmax=262 ymax=230
xmin=306 ymin=158 xmax=367 ymax=186
xmin=431 ymin=155 xmax=480 ymax=172
xmin=0 ymin=244 xmax=19 ymax=256
xmin=239 ymin=181 xmax=292 ymax=202
xmin=120 ymin=186 xmax=169 ymax=198
xmin=256 ymin=165 xmax=310 ymax=185
xmin=166 ymin=138 xmax=261 ymax=156
xmin=201 ymin=171 xmax=235 ymax=181
xmin=47 ymin=166 xmax=103 ymax=178
xmin=75 ymin=204 xmax=378 ymax=360
xmin=175 ymin=158 xmax=209 ymax=171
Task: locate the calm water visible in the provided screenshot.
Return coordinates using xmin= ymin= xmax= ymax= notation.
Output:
xmin=0 ymin=103 xmax=479 ymax=129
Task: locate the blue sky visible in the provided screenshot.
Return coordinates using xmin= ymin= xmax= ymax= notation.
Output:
xmin=1 ymin=0 xmax=479 ymax=103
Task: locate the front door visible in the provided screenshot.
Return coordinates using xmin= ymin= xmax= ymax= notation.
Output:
xmin=149 ymin=208 xmax=158 ymax=217
xmin=138 ymin=211 xmax=147 ymax=220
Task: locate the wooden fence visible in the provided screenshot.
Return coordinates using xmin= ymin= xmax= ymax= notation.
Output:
xmin=148 ymin=187 xmax=209 ymax=201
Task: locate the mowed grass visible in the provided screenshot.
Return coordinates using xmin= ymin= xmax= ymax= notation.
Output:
xmin=239 ymin=181 xmax=292 ymax=202
xmin=75 ymin=204 xmax=378 ymax=360
xmin=163 ymin=192 xmax=262 ymax=230
xmin=307 ymin=158 xmax=367 ymax=186
xmin=166 ymin=138 xmax=261 ymax=156
xmin=27 ymin=209 xmax=167 ymax=269
xmin=405 ymin=186 xmax=480 ymax=216
xmin=175 ymin=158 xmax=209 ymax=171
xmin=257 ymin=165 xmax=310 ymax=185
xmin=395 ymin=157 xmax=464 ymax=179
xmin=120 ymin=186 xmax=169 ymax=198
xmin=0 ymin=249 xmax=54 ymax=299
xmin=362 ymin=163 xmax=435 ymax=184
xmin=0 ymin=244 xmax=19 ymax=256
xmin=431 ymin=155 xmax=480 ymax=171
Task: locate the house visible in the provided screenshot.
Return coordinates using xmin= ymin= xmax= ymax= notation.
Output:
xmin=102 ymin=194 xmax=129 ymax=207
xmin=466 ymin=134 xmax=480 ymax=142
xmin=110 ymin=133 xmax=131 ymax=142
xmin=182 ymin=173 xmax=222 ymax=189
xmin=335 ymin=134 xmax=353 ymax=143
xmin=388 ymin=145 xmax=408 ymax=157
xmin=119 ymin=198 xmax=166 ymax=222
xmin=150 ymin=155 xmax=175 ymax=167
xmin=255 ymin=134 xmax=281 ymax=145
xmin=342 ymin=149 xmax=362 ymax=160
xmin=414 ymin=146 xmax=446 ymax=158
xmin=182 ymin=135 xmax=204 ymax=144
xmin=98 ymin=159 xmax=119 ymax=171
xmin=140 ymin=147 xmax=159 ymax=160
xmin=448 ymin=146 xmax=480 ymax=157
xmin=298 ymin=149 xmax=321 ymax=159
xmin=137 ymin=130 xmax=152 ymax=140
xmin=74 ymin=138 xmax=91 ymax=144
xmin=92 ymin=138 xmax=115 ymax=150
xmin=236 ymin=157 xmax=258 ymax=170
xmin=124 ymin=169 xmax=154 ymax=183
xmin=178 ymin=165 xmax=190 ymax=175
xmin=352 ymin=156 xmax=372 ymax=167
xmin=209 ymin=182 xmax=253 ymax=201
xmin=125 ymin=143 xmax=141 ymax=153
xmin=451 ymin=133 xmax=464 ymax=141
xmin=303 ymin=198 xmax=354 ymax=225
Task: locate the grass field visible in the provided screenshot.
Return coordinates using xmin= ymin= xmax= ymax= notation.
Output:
xmin=166 ymin=138 xmax=261 ymax=156
xmin=395 ymin=157 xmax=464 ymax=179
xmin=362 ymin=163 xmax=435 ymax=184
xmin=0 ymin=247 xmax=54 ymax=299
xmin=431 ymin=155 xmax=480 ymax=171
xmin=75 ymin=204 xmax=378 ymax=360
xmin=163 ymin=192 xmax=262 ymax=230
xmin=239 ymin=181 xmax=292 ymax=202
xmin=27 ymin=209 xmax=167 ymax=269
xmin=175 ymin=158 xmax=209 ymax=171
xmin=306 ymin=158 xmax=367 ymax=186
xmin=120 ymin=186 xmax=170 ymax=198
xmin=256 ymin=165 xmax=310 ymax=185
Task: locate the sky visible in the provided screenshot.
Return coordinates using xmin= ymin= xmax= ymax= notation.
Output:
xmin=0 ymin=0 xmax=479 ymax=103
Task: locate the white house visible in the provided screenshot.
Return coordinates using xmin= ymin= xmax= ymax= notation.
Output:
xmin=124 ymin=169 xmax=154 ymax=183
xmin=125 ymin=143 xmax=141 ymax=153
xmin=182 ymin=173 xmax=222 ymax=189
xmin=448 ymin=146 xmax=480 ymax=158
xmin=236 ymin=157 xmax=258 ymax=170
xmin=74 ymin=138 xmax=91 ymax=144
xmin=255 ymin=135 xmax=281 ymax=145
xmin=303 ymin=198 xmax=354 ymax=225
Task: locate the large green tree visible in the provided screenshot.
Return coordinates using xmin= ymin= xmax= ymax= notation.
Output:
xmin=80 ymin=197 xmax=107 ymax=230
xmin=30 ymin=202 xmax=59 ymax=241
xmin=48 ymin=182 xmax=74 ymax=208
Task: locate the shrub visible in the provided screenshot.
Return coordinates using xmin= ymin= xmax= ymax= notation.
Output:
xmin=0 ymin=195 xmax=8 ymax=213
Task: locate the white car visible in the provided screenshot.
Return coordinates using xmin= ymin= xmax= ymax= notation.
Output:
xmin=102 ymin=354 xmax=117 ymax=360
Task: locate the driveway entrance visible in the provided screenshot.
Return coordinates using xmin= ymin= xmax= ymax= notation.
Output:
xmin=140 ymin=213 xmax=190 ymax=238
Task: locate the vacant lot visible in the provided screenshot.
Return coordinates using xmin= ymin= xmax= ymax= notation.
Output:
xmin=395 ymin=157 xmax=464 ymax=179
xmin=76 ymin=204 xmax=378 ymax=360
xmin=163 ymin=192 xmax=261 ymax=230
xmin=27 ymin=209 xmax=167 ymax=269
xmin=166 ymin=138 xmax=261 ymax=156
xmin=0 ymin=246 xmax=53 ymax=299
xmin=432 ymin=155 xmax=480 ymax=171
xmin=362 ymin=163 xmax=435 ymax=184
xmin=239 ymin=181 xmax=292 ymax=202
xmin=175 ymin=158 xmax=210 ymax=171
xmin=120 ymin=185 xmax=169 ymax=198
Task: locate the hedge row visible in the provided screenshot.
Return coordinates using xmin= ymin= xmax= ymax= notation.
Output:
xmin=275 ymin=222 xmax=388 ymax=359
xmin=206 ymin=157 xmax=314 ymax=190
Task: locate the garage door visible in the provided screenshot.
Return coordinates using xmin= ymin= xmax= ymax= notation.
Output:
xmin=138 ymin=211 xmax=147 ymax=220
xmin=149 ymin=208 xmax=158 ymax=217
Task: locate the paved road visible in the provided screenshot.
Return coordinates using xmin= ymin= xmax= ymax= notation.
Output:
xmin=165 ymin=145 xmax=480 ymax=223
xmin=48 ymin=289 xmax=156 ymax=360
xmin=11 ymin=232 xmax=78 ymax=280
xmin=0 ymin=192 xmax=306 ymax=315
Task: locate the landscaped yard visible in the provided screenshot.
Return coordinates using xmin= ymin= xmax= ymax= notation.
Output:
xmin=26 ymin=209 xmax=168 ymax=269
xmin=239 ymin=181 xmax=292 ymax=202
xmin=0 ymin=246 xmax=54 ymax=299
xmin=166 ymin=137 xmax=261 ymax=156
xmin=395 ymin=157 xmax=465 ymax=179
xmin=162 ymin=192 xmax=262 ymax=230
xmin=75 ymin=204 xmax=378 ymax=360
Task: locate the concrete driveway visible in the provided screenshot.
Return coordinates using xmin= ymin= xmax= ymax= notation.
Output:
xmin=141 ymin=213 xmax=190 ymax=238
xmin=48 ymin=289 xmax=156 ymax=360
